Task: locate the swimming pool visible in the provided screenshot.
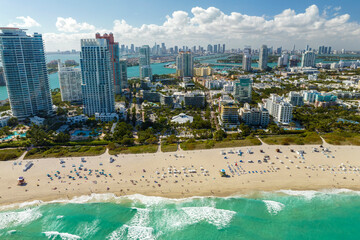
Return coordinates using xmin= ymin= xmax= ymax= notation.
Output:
xmin=0 ymin=131 xmax=27 ymax=141
xmin=71 ymin=130 xmax=100 ymax=137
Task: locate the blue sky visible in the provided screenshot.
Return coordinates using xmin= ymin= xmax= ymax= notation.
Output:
xmin=1 ymin=0 xmax=359 ymax=51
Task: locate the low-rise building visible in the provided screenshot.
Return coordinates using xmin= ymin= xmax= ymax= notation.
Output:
xmin=30 ymin=116 xmax=45 ymax=125
xmin=180 ymin=77 xmax=195 ymax=88
xmin=160 ymin=94 xmax=173 ymax=107
xmin=95 ymin=113 xmax=119 ymax=122
xmin=184 ymin=92 xmax=205 ymax=108
xmin=315 ymin=93 xmax=337 ymax=108
xmin=0 ymin=115 xmax=10 ymax=128
xmin=115 ymin=103 xmax=127 ymax=120
xmin=194 ymin=67 xmax=214 ymax=77
xmin=142 ymin=90 xmax=160 ymax=102
xmin=171 ymin=113 xmax=193 ymax=124
xmin=67 ymin=114 xmax=88 ymax=124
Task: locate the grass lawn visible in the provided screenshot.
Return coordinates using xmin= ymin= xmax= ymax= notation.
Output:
xmin=322 ymin=132 xmax=360 ymax=145
xmin=161 ymin=143 xmax=178 ymax=152
xmin=261 ymin=132 xmax=322 ymax=145
xmin=109 ymin=144 xmax=158 ymax=155
xmin=24 ymin=146 xmax=106 ymax=159
xmin=0 ymin=140 xmax=30 ymax=149
xmin=0 ymin=149 xmax=25 ymax=161
xmin=180 ymin=137 xmax=261 ymax=151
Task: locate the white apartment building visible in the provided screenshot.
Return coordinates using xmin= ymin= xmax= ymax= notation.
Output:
xmin=301 ymin=51 xmax=316 ymax=67
xmin=264 ymin=94 xmax=293 ymax=124
xmin=58 ymin=60 xmax=82 ymax=102
xmin=80 ymin=38 xmax=115 ymax=116
xmin=95 ymin=113 xmax=119 ymax=122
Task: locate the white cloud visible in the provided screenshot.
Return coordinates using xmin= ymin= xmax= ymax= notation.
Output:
xmin=56 ymin=17 xmax=95 ymax=32
xmin=43 ymin=5 xmax=360 ymax=51
xmin=7 ymin=16 xmax=41 ymax=28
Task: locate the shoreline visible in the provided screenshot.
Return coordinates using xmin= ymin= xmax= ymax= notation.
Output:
xmin=2 ymin=187 xmax=360 ymax=212
xmin=2 ymin=143 xmax=360 ymax=209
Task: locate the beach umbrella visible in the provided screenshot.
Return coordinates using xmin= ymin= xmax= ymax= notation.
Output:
xmin=221 ymin=169 xmax=226 ymax=173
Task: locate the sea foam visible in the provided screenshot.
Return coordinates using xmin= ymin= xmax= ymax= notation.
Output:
xmin=43 ymin=231 xmax=81 ymax=240
xmin=263 ymin=200 xmax=285 ymax=215
xmin=181 ymin=206 xmax=236 ymax=229
xmin=107 ymin=208 xmax=155 ymax=240
xmin=277 ymin=189 xmax=360 ymax=200
xmin=0 ymin=207 xmax=42 ymax=230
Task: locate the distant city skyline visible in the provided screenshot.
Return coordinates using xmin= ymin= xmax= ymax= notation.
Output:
xmin=1 ymin=1 xmax=360 ymax=51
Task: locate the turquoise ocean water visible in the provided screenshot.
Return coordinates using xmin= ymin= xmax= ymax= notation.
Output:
xmin=1 ymin=190 xmax=360 ymax=239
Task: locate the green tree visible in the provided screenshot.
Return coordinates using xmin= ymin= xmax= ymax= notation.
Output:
xmin=213 ymin=130 xmax=226 ymax=141
xmin=7 ymin=117 xmax=18 ymax=127
xmin=54 ymin=132 xmax=70 ymax=143
xmin=27 ymin=125 xmax=50 ymax=146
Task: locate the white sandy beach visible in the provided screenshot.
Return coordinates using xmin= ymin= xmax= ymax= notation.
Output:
xmin=1 ymin=141 xmax=360 ymax=207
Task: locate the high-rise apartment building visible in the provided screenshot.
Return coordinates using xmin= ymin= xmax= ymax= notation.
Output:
xmin=139 ymin=45 xmax=152 ymax=80
xmin=95 ymin=33 xmax=122 ymax=94
xmin=119 ymin=59 xmax=128 ymax=89
xmin=233 ymin=78 xmax=252 ymax=103
xmin=207 ymin=44 xmax=213 ymax=53
xmin=243 ymin=47 xmax=252 ymax=72
xmin=80 ymin=38 xmax=115 ymax=116
xmin=289 ymin=55 xmax=300 ymax=67
xmin=58 ymin=60 xmax=82 ymax=102
xmin=259 ymin=45 xmax=268 ymax=70
xmin=301 ymin=51 xmax=316 ymax=67
xmin=0 ymin=28 xmax=52 ymax=119
xmin=176 ymin=51 xmax=194 ymax=78
xmin=213 ymin=44 xmax=218 ymax=53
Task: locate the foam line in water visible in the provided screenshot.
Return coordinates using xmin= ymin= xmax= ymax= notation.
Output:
xmin=75 ymin=219 xmax=99 ymax=239
xmin=263 ymin=200 xmax=285 ymax=215
xmin=0 ymin=200 xmax=44 ymax=211
xmin=2 ymin=189 xmax=360 ymax=212
xmin=181 ymin=207 xmax=236 ymax=229
xmin=276 ymin=189 xmax=360 ymax=200
xmin=0 ymin=207 xmax=42 ymax=230
xmin=43 ymin=231 xmax=81 ymax=240
xmin=107 ymin=208 xmax=155 ymax=240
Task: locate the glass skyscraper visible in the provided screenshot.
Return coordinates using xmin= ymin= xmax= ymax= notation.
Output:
xmin=233 ymin=78 xmax=252 ymax=103
xmin=80 ymin=38 xmax=115 ymax=116
xmin=176 ymin=51 xmax=194 ymax=78
xmin=95 ymin=33 xmax=124 ymax=94
xmin=139 ymin=45 xmax=152 ymax=80
xmin=0 ymin=28 xmax=52 ymax=119
xmin=259 ymin=45 xmax=268 ymax=71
